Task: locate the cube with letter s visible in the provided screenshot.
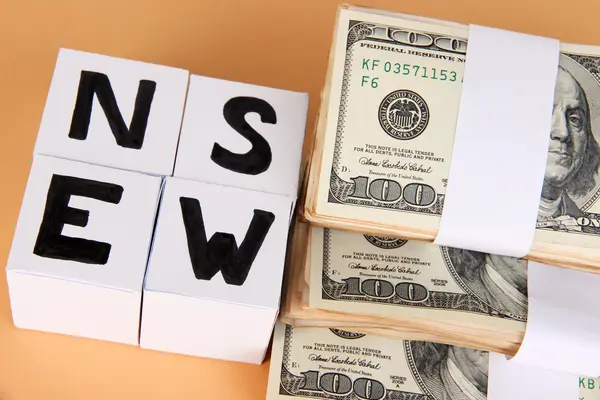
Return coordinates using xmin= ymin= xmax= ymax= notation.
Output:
xmin=174 ymin=75 xmax=309 ymax=198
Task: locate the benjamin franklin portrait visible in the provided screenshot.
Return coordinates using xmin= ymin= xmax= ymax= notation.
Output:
xmin=446 ymin=248 xmax=528 ymax=320
xmin=410 ymin=341 xmax=488 ymax=400
xmin=538 ymin=55 xmax=600 ymax=230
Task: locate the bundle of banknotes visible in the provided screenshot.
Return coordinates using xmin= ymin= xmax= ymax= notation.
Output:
xmin=279 ymin=222 xmax=525 ymax=356
xmin=272 ymin=221 xmax=597 ymax=398
xmin=267 ymin=322 xmax=492 ymax=400
xmin=266 ymin=322 xmax=600 ymax=400
xmin=267 ymin=3 xmax=600 ymax=399
xmin=301 ymin=4 xmax=600 ymax=273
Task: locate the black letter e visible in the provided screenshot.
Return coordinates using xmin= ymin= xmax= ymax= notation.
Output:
xmin=33 ymin=174 xmax=124 ymax=265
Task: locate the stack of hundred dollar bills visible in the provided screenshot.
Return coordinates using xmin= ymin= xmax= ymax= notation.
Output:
xmin=279 ymin=223 xmax=526 ymax=355
xmin=266 ymin=4 xmax=600 ymax=399
xmin=302 ymin=3 xmax=600 ymax=273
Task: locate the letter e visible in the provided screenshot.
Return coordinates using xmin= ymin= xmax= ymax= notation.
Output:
xmin=33 ymin=174 xmax=123 ymax=264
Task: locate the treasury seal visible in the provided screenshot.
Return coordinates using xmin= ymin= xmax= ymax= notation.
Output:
xmin=364 ymin=235 xmax=408 ymax=249
xmin=378 ymin=90 xmax=429 ymax=140
xmin=329 ymin=329 xmax=366 ymax=339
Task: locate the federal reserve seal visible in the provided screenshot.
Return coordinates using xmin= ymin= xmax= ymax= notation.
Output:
xmin=364 ymin=235 xmax=408 ymax=249
xmin=378 ymin=90 xmax=429 ymax=140
xmin=329 ymin=329 xmax=366 ymax=340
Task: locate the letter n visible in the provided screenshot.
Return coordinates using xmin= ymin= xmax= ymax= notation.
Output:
xmin=68 ymin=71 xmax=157 ymax=149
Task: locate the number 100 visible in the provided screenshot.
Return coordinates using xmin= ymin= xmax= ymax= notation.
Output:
xmin=349 ymin=176 xmax=436 ymax=206
xmin=301 ymin=370 xmax=386 ymax=400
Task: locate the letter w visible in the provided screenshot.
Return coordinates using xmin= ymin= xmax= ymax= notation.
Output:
xmin=68 ymin=71 xmax=157 ymax=149
xmin=179 ymin=197 xmax=275 ymax=286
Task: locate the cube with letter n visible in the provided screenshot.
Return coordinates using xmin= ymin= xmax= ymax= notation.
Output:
xmin=34 ymin=48 xmax=189 ymax=175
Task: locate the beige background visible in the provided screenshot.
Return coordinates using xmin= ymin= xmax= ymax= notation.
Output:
xmin=1 ymin=0 xmax=599 ymax=398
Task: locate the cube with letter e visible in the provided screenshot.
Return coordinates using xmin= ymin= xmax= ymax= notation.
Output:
xmin=6 ymin=155 xmax=163 ymax=345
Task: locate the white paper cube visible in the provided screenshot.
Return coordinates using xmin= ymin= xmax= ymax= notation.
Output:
xmin=173 ymin=75 xmax=309 ymax=198
xmin=34 ymin=48 xmax=189 ymax=176
xmin=6 ymin=154 xmax=163 ymax=345
xmin=140 ymin=177 xmax=293 ymax=364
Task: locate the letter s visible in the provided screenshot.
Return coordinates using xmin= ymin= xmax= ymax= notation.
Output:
xmin=210 ymin=96 xmax=276 ymax=175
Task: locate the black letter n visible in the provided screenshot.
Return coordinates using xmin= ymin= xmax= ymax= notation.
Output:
xmin=179 ymin=197 xmax=275 ymax=286
xmin=68 ymin=71 xmax=157 ymax=149
xmin=33 ymin=175 xmax=124 ymax=265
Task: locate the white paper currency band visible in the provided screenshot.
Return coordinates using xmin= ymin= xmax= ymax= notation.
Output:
xmin=487 ymin=353 xmax=578 ymax=400
xmin=508 ymin=262 xmax=600 ymax=377
xmin=434 ymin=25 xmax=559 ymax=257
xmin=487 ymin=262 xmax=600 ymax=398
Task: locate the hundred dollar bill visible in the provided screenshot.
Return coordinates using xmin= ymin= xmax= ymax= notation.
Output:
xmin=266 ymin=322 xmax=490 ymax=400
xmin=305 ymin=5 xmax=600 ymax=268
xmin=580 ymin=377 xmax=600 ymax=400
xmin=308 ymin=227 xmax=527 ymax=335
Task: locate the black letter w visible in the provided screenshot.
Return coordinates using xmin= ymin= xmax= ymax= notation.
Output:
xmin=68 ymin=71 xmax=157 ymax=149
xmin=179 ymin=197 xmax=275 ymax=286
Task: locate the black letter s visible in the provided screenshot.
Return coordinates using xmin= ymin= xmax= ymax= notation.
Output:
xmin=210 ymin=96 xmax=276 ymax=175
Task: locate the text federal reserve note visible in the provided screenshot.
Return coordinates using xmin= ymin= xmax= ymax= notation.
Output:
xmin=308 ymin=227 xmax=527 ymax=333
xmin=266 ymin=322 xmax=489 ymax=400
